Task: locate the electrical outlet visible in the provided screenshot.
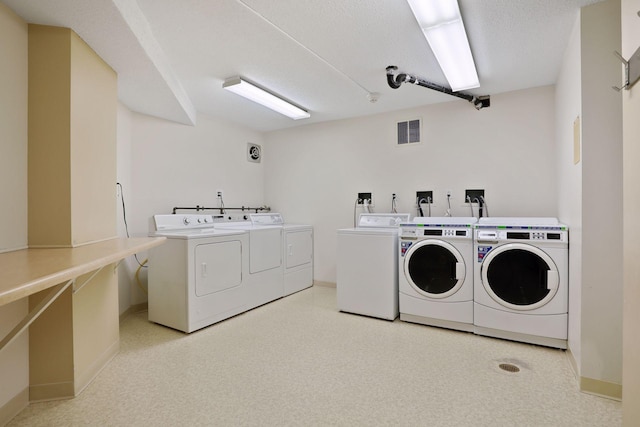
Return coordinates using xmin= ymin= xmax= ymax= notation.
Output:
xmin=465 ymin=189 xmax=485 ymax=203
xmin=357 ymin=192 xmax=372 ymax=204
xmin=416 ymin=191 xmax=433 ymax=205
xmin=217 ymin=190 xmax=224 ymax=198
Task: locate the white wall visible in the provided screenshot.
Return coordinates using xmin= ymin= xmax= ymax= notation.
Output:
xmin=116 ymin=103 xmax=137 ymax=315
xmin=580 ymin=0 xmax=623 ymax=391
xmin=556 ymin=10 xmax=584 ymax=377
xmin=0 ymin=3 xmax=29 ymax=423
xmin=556 ymin=0 xmax=623 ymax=395
xmin=622 ymin=0 xmax=640 ymax=423
xmin=264 ymin=86 xmax=558 ymax=284
xmin=117 ymin=112 xmax=265 ymax=309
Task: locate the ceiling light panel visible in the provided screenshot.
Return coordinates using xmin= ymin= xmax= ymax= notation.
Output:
xmin=407 ymin=0 xmax=479 ymax=92
xmin=222 ymin=77 xmax=310 ymax=120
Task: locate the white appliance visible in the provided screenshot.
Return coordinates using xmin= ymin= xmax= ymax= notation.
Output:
xmin=250 ymin=213 xmax=314 ymax=296
xmin=148 ymin=214 xmax=249 ymax=333
xmin=398 ymin=217 xmax=477 ymax=332
xmin=336 ymin=213 xmax=411 ymax=320
xmin=215 ymin=218 xmax=284 ymax=309
xmin=473 ymin=217 xmax=569 ymax=349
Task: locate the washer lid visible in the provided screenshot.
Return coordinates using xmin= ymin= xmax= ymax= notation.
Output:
xmin=250 ymin=213 xmax=284 ymax=225
xmin=357 ymin=213 xmax=410 ymax=228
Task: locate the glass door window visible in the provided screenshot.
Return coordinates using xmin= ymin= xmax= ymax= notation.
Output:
xmin=481 ymin=243 xmax=559 ymax=311
xmin=404 ymin=240 xmax=465 ymax=299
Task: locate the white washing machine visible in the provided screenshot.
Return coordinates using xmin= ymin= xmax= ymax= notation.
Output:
xmin=215 ymin=219 xmax=283 ymax=309
xmin=473 ymin=217 xmax=569 ymax=349
xmin=337 ymin=213 xmax=411 ymax=320
xmin=398 ymin=217 xmax=477 ymax=332
xmin=148 ymin=214 xmax=249 ymax=333
xmin=250 ymin=213 xmax=314 ymax=296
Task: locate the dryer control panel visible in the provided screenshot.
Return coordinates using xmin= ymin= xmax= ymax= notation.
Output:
xmin=475 ymin=229 xmax=567 ymax=243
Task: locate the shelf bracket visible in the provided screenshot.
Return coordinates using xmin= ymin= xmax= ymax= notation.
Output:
xmin=73 ymin=265 xmax=106 ymax=294
xmin=0 ymin=279 xmax=74 ymax=355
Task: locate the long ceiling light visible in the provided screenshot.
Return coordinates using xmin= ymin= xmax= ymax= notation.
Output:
xmin=406 ymin=0 xmax=479 ymax=92
xmin=222 ymin=77 xmax=310 ymax=120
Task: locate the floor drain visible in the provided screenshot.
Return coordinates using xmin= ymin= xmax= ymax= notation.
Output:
xmin=498 ymin=363 xmax=520 ymax=373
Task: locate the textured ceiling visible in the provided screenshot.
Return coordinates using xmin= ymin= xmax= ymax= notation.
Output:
xmin=2 ymin=0 xmax=604 ymax=132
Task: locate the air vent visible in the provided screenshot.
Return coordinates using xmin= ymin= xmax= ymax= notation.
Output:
xmin=247 ymin=143 xmax=262 ymax=163
xmin=397 ymin=119 xmax=421 ymax=145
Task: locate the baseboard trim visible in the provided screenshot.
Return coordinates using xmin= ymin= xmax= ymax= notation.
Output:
xmin=566 ymin=347 xmax=579 ymax=379
xmin=313 ymin=280 xmax=336 ymax=288
xmin=29 ymin=381 xmax=74 ymax=403
xmin=119 ymin=302 xmax=148 ymax=322
xmin=580 ymin=376 xmax=622 ymax=401
xmin=0 ymin=387 xmax=28 ymax=426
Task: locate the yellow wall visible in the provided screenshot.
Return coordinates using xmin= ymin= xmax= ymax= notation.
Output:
xmin=28 ymin=25 xmax=72 ymax=247
xmin=28 ymin=24 xmax=117 ymax=248
xmin=27 ymin=24 xmax=120 ymax=401
xmin=70 ymin=31 xmax=118 ymax=246
xmin=0 ymin=3 xmax=29 ymax=425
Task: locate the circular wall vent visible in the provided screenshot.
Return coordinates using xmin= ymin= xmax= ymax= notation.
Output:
xmin=247 ymin=143 xmax=261 ymax=163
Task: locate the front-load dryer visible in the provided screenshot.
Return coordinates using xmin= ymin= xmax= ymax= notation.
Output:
xmin=399 ymin=217 xmax=477 ymax=332
xmin=473 ymin=217 xmax=569 ymax=349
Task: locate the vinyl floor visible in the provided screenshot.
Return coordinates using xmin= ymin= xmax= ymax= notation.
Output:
xmin=8 ymin=286 xmax=622 ymax=426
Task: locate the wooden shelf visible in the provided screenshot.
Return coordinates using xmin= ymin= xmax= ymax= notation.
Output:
xmin=0 ymin=237 xmax=165 ymax=307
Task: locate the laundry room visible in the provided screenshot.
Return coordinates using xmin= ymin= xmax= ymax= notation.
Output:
xmin=1 ymin=0 xmax=639 ymax=425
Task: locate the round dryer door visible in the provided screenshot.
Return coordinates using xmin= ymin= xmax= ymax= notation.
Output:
xmin=481 ymin=243 xmax=559 ymax=311
xmin=403 ymin=240 xmax=466 ymax=299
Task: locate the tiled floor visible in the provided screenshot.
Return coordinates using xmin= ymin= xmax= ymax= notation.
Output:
xmin=9 ymin=286 xmax=621 ymax=426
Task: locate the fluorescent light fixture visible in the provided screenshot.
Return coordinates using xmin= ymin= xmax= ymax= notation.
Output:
xmin=407 ymin=0 xmax=479 ymax=92
xmin=222 ymin=77 xmax=310 ymax=120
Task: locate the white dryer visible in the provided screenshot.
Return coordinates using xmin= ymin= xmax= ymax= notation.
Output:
xmin=148 ymin=214 xmax=249 ymax=333
xmin=215 ymin=219 xmax=283 ymax=310
xmin=473 ymin=217 xmax=569 ymax=349
xmin=337 ymin=213 xmax=411 ymax=320
xmin=398 ymin=217 xmax=477 ymax=332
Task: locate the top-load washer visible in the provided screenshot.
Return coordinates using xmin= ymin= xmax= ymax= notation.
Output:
xmin=250 ymin=213 xmax=314 ymax=296
xmin=215 ymin=218 xmax=283 ymax=309
xmin=399 ymin=217 xmax=477 ymax=332
xmin=337 ymin=213 xmax=411 ymax=320
xmin=473 ymin=217 xmax=569 ymax=349
xmin=148 ymin=214 xmax=249 ymax=333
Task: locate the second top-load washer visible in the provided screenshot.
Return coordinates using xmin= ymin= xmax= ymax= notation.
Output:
xmin=250 ymin=213 xmax=314 ymax=296
xmin=399 ymin=217 xmax=477 ymax=332
xmin=337 ymin=213 xmax=411 ymax=320
xmin=215 ymin=217 xmax=283 ymax=309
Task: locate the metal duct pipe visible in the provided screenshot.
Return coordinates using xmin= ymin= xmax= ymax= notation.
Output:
xmin=386 ymin=65 xmax=490 ymax=110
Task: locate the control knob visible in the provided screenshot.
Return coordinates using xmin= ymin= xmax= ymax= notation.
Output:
xmin=183 ymin=217 xmax=191 ymax=225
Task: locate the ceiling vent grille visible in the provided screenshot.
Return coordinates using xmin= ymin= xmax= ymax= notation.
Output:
xmin=397 ymin=119 xmax=421 ymax=145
